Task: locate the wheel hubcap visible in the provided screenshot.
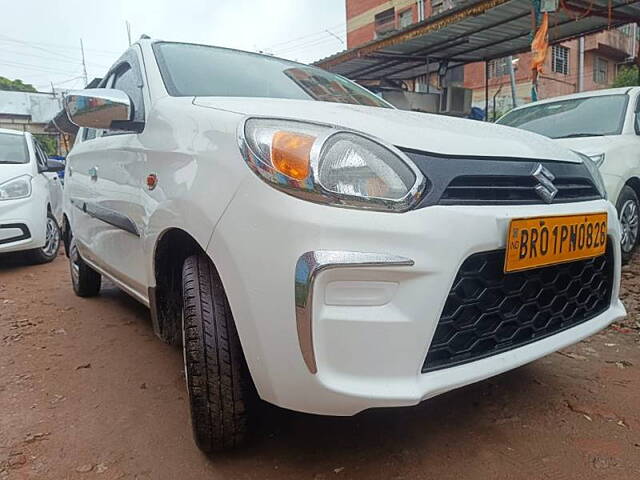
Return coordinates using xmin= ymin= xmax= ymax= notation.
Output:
xmin=42 ymin=217 xmax=60 ymax=257
xmin=620 ymin=199 xmax=639 ymax=253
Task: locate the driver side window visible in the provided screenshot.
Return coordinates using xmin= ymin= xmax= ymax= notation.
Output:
xmin=102 ymin=58 xmax=145 ymax=136
xmin=33 ymin=140 xmax=48 ymax=171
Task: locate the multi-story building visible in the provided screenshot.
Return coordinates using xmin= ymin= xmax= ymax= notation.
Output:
xmin=464 ymin=25 xmax=639 ymax=117
xmin=345 ymin=0 xmax=639 ymax=116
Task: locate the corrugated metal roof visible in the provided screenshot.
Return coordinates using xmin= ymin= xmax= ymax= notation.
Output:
xmin=0 ymin=90 xmax=62 ymax=123
xmin=315 ymin=0 xmax=640 ymax=80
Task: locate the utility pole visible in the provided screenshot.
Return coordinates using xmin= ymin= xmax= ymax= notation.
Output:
xmin=578 ymin=36 xmax=585 ymax=92
xmin=507 ymin=55 xmax=517 ymax=109
xmin=80 ymin=38 xmax=88 ymax=86
xmin=636 ymin=22 xmax=640 ymax=86
xmin=126 ymin=21 xmax=132 ymax=46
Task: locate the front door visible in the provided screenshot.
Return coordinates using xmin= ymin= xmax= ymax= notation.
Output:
xmin=68 ymin=49 xmax=149 ymax=302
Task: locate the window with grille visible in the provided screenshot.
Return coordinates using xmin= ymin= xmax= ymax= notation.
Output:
xmin=374 ymin=8 xmax=395 ymax=36
xmin=398 ymin=9 xmax=413 ymax=29
xmin=488 ymin=57 xmax=509 ymax=78
xmin=432 ymin=1 xmax=445 ymax=15
xmin=594 ymin=57 xmax=608 ymax=84
xmin=432 ymin=0 xmax=453 ymax=16
xmin=552 ymin=45 xmax=569 ymax=75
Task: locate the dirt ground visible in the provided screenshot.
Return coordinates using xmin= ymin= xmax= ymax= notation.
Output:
xmin=1 ymin=253 xmax=639 ymax=480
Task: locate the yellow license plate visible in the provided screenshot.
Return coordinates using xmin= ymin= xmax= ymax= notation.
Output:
xmin=505 ymin=213 xmax=608 ymax=273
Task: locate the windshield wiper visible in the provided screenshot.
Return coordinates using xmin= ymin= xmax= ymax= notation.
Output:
xmin=554 ymin=133 xmax=605 ymax=139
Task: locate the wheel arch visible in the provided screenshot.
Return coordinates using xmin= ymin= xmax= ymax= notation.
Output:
xmin=623 ymin=177 xmax=640 ymax=204
xmin=149 ymin=227 xmax=206 ymax=344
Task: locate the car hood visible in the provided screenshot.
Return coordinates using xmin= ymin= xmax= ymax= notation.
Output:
xmin=192 ymin=97 xmax=583 ymax=163
xmin=0 ymin=163 xmax=31 ymax=184
xmin=552 ymin=136 xmax=621 ymax=156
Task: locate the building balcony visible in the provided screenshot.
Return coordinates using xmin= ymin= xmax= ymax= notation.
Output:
xmin=584 ymin=29 xmax=636 ymax=60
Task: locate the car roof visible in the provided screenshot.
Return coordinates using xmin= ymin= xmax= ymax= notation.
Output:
xmin=138 ymin=37 xmax=315 ymax=70
xmin=508 ymin=87 xmax=638 ymax=113
xmin=0 ymin=127 xmax=26 ymax=136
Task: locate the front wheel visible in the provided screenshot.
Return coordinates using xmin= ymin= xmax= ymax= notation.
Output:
xmin=617 ymin=185 xmax=639 ymax=264
xmin=27 ymin=212 xmax=60 ymax=264
xmin=182 ymin=254 xmax=251 ymax=452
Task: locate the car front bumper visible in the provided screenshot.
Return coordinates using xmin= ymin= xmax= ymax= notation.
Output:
xmin=209 ymin=175 xmax=625 ymax=416
xmin=0 ymin=196 xmax=46 ymax=254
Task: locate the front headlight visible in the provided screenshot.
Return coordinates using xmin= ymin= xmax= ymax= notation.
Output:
xmin=578 ymin=152 xmax=607 ymax=199
xmin=239 ymin=118 xmax=426 ymax=212
xmin=0 ymin=175 xmax=32 ymax=201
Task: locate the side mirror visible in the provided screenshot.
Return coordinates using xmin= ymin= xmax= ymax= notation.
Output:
xmin=46 ymin=159 xmax=65 ymax=173
xmin=64 ymin=88 xmax=135 ymax=131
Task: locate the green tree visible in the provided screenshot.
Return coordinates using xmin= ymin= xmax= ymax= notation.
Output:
xmin=34 ymin=134 xmax=58 ymax=156
xmin=0 ymin=76 xmax=37 ymax=92
xmin=612 ymin=66 xmax=639 ymax=88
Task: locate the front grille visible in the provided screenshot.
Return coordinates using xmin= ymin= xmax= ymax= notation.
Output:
xmin=401 ymin=150 xmax=603 ymax=208
xmin=440 ymin=176 xmax=600 ymax=205
xmin=422 ymin=241 xmax=614 ymax=373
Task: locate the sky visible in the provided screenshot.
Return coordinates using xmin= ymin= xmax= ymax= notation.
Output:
xmin=0 ymin=0 xmax=347 ymax=92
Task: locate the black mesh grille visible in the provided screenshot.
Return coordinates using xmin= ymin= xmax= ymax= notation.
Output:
xmin=401 ymin=151 xmax=604 ymax=208
xmin=440 ymin=176 xmax=600 ymax=205
xmin=422 ymin=241 xmax=614 ymax=373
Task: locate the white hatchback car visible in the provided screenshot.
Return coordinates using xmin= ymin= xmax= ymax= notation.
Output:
xmin=498 ymin=87 xmax=640 ymax=262
xmin=62 ymin=39 xmax=625 ymax=452
xmin=0 ymin=128 xmax=64 ymax=263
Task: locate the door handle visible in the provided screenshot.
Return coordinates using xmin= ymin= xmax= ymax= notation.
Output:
xmin=89 ymin=166 xmax=98 ymax=181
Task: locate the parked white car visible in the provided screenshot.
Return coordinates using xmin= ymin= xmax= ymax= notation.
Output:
xmin=498 ymin=87 xmax=640 ymax=262
xmin=62 ymin=39 xmax=626 ymax=452
xmin=0 ymin=128 xmax=64 ymax=263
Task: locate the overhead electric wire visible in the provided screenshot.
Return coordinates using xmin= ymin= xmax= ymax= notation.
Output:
xmin=265 ymin=22 xmax=346 ymax=50
xmin=0 ymin=47 xmax=110 ymax=69
xmin=0 ymin=59 xmax=81 ymax=75
xmin=0 ymin=34 xmax=121 ymax=56
xmin=274 ymin=33 xmax=346 ymax=57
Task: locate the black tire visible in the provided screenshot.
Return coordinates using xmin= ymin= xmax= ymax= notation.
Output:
xmin=616 ymin=185 xmax=639 ymax=264
xmin=182 ymin=254 xmax=250 ymax=452
xmin=27 ymin=212 xmax=61 ymax=264
xmin=69 ymin=235 xmax=101 ymax=297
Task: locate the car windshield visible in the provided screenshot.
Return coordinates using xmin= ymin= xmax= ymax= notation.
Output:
xmin=0 ymin=132 xmax=29 ymax=164
xmin=497 ymin=94 xmax=629 ymax=138
xmin=152 ymin=42 xmax=390 ymax=108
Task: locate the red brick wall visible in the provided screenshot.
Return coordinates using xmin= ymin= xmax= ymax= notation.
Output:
xmin=346 ymin=0 xmax=389 ymax=19
xmin=346 ymin=1 xmax=425 ymax=48
xmin=463 ymin=36 xmax=626 ymax=106
xmin=348 ymin=23 xmax=377 ymax=47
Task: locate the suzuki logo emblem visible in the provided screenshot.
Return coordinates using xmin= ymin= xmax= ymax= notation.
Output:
xmin=532 ymin=164 xmax=558 ymax=204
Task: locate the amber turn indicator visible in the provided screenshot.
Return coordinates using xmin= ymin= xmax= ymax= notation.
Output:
xmin=271 ymin=131 xmax=315 ymax=180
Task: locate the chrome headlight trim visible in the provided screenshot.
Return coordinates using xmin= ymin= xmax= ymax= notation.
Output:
xmin=575 ymin=151 xmax=607 ymax=200
xmin=587 ymin=153 xmax=605 ymax=167
xmin=237 ymin=117 xmax=427 ymax=212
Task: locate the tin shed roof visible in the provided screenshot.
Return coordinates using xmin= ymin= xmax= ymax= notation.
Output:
xmin=314 ymin=0 xmax=640 ymax=81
